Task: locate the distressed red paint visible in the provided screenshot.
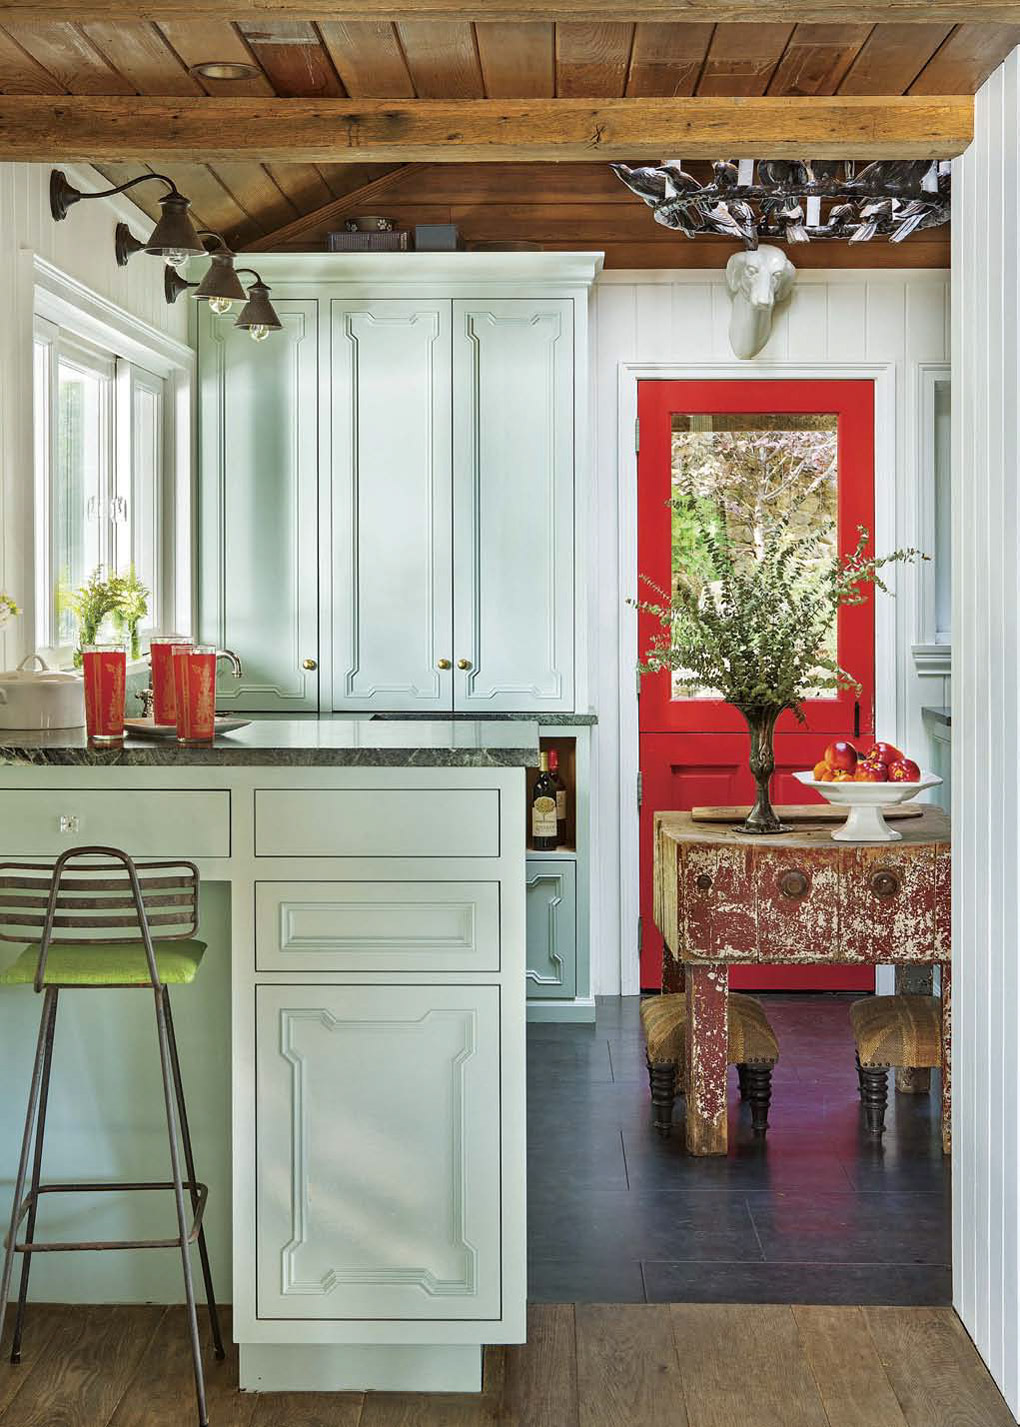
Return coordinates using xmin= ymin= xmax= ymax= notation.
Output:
xmin=654 ymin=807 xmax=951 ymax=1154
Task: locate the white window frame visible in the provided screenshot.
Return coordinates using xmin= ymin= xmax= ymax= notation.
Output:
xmin=30 ymin=256 xmax=195 ymax=666
xmin=912 ymin=362 xmax=952 ymax=678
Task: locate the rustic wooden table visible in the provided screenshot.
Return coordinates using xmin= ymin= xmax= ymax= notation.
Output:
xmin=653 ymin=804 xmax=951 ymax=1156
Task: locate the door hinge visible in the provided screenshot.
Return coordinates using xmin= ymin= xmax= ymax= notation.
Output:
xmin=637 ymin=769 xmax=643 ymax=811
xmin=637 ymin=915 xmax=643 ymax=953
xmin=634 ymin=416 xmax=640 ymax=453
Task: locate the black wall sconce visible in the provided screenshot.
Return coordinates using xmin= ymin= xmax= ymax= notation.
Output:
xmin=50 ymin=169 xmax=204 ymax=268
xmin=163 ymin=231 xmax=282 ymax=341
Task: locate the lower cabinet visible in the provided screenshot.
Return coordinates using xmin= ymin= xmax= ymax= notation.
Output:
xmin=255 ymin=983 xmax=503 ymax=1321
xmin=525 ymin=859 xmax=577 ymax=1000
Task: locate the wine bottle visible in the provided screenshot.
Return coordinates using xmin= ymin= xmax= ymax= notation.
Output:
xmin=548 ymin=747 xmax=568 ymax=846
xmin=531 ymin=751 xmax=559 ymax=850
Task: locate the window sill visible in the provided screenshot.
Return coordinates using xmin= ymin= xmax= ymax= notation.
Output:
xmin=912 ymin=643 xmax=952 ymax=677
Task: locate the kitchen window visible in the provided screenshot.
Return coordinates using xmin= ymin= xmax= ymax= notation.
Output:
xmin=33 ymin=317 xmax=170 ymax=656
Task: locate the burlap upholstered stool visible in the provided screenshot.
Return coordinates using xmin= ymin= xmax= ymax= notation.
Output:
xmin=849 ymin=994 xmax=942 ymax=1137
xmin=639 ymin=992 xmax=780 ymax=1139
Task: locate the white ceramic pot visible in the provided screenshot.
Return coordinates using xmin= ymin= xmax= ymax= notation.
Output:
xmin=0 ymin=654 xmax=86 ymax=730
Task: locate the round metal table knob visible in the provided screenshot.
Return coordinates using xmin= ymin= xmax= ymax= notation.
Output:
xmin=871 ymin=869 xmax=901 ymax=898
xmin=696 ymin=873 xmax=713 ymax=891
xmin=779 ymin=868 xmax=810 ymax=899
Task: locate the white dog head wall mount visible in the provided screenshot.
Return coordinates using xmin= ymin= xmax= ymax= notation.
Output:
xmin=725 ymin=246 xmax=797 ymax=360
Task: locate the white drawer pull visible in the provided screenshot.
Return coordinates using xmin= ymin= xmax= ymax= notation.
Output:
xmin=58 ymin=815 xmax=80 ymax=835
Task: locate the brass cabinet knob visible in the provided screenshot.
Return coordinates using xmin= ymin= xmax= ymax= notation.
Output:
xmin=457 ymin=658 xmax=472 ymax=670
xmin=437 ymin=658 xmax=451 ymax=670
xmin=871 ymin=869 xmax=901 ymax=898
xmin=779 ymin=868 xmax=810 ymax=900
xmin=695 ymin=873 xmax=713 ymax=892
xmin=302 ymin=658 xmax=317 ymax=671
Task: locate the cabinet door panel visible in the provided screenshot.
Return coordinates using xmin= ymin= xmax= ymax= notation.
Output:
xmin=198 ymin=300 xmax=318 ymax=711
xmin=331 ymin=301 xmax=453 ymax=711
xmin=256 ymin=985 xmax=501 ymax=1321
xmin=525 ymin=859 xmax=576 ymax=999
xmin=453 ymin=300 xmax=574 ymax=713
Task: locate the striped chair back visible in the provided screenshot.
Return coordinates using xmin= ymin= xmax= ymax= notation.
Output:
xmin=0 ymin=847 xmax=200 ymax=990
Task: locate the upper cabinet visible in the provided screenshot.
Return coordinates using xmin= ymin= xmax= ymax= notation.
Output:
xmin=198 ymin=299 xmax=319 ymax=711
xmin=331 ymin=300 xmax=453 ymax=712
xmin=197 ymin=255 xmax=600 ymax=715
xmin=453 ymin=300 xmax=575 ymax=713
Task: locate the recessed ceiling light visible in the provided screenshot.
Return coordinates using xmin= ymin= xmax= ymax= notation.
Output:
xmin=190 ymin=60 xmax=262 ymax=81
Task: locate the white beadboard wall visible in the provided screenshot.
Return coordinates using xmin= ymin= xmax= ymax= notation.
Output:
xmin=589 ymin=268 xmax=950 ymax=995
xmin=951 ymin=50 xmax=1020 ymax=1423
xmin=0 ymin=161 xmax=188 ymax=667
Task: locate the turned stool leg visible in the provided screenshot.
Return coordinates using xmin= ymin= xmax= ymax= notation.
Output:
xmin=860 ymin=1064 xmax=890 ymax=1137
xmin=737 ymin=1064 xmax=749 ymax=1101
xmin=647 ymin=1060 xmax=678 ymax=1138
xmin=745 ymin=1065 xmax=772 ymax=1136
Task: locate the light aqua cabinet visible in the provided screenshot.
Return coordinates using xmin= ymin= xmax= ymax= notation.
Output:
xmin=196 ymin=257 xmax=600 ymax=720
xmin=255 ymin=982 xmax=503 ymax=1323
xmin=330 ymin=300 xmax=453 ymax=711
xmin=198 ymin=300 xmax=319 ymax=711
xmin=525 ymin=858 xmax=577 ymax=1000
xmin=452 ymin=300 xmax=575 ymax=713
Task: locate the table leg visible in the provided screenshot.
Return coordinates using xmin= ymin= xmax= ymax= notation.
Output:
xmin=940 ymin=960 xmax=952 ymax=1155
xmin=895 ymin=965 xmax=934 ymax=1093
xmin=684 ymin=964 xmax=729 ymax=1155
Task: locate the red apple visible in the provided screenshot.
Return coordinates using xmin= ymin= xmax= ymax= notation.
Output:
xmin=863 ymin=741 xmax=903 ymax=767
xmin=824 ymin=740 xmax=858 ymax=773
xmin=888 ymin=758 xmax=921 ymax=783
xmin=854 ymin=760 xmax=889 ymax=782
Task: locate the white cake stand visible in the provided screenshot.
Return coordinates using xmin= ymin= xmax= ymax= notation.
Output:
xmin=792 ymin=769 xmax=943 ymax=842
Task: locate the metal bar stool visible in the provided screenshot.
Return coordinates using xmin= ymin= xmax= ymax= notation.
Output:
xmin=0 ymin=847 xmax=224 ymax=1427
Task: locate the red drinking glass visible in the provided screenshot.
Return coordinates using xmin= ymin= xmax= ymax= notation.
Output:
xmin=173 ymin=644 xmax=218 ymax=744
xmin=149 ymin=636 xmax=191 ymax=724
xmin=82 ymin=643 xmax=127 ymax=745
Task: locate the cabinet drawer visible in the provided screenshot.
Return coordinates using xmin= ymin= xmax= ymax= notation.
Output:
xmin=0 ymin=790 xmax=230 ymax=859
xmin=256 ymin=983 xmax=501 ymax=1321
xmin=254 ymin=789 xmax=500 ymax=858
xmin=525 ymin=859 xmax=576 ymax=999
xmin=256 ymin=881 xmax=500 ymax=973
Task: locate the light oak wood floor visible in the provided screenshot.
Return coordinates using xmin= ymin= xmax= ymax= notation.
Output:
xmin=0 ymin=1303 xmax=1013 ymax=1426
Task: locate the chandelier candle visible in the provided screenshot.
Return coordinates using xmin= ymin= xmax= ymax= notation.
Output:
xmin=82 ymin=643 xmax=126 ymax=746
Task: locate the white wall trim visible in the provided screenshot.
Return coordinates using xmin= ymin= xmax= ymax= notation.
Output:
xmin=32 ymin=254 xmax=194 ymax=377
xmin=613 ymin=359 xmax=898 ymax=996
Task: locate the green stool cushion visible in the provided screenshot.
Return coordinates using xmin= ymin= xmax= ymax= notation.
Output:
xmin=0 ymin=940 xmax=206 ymax=988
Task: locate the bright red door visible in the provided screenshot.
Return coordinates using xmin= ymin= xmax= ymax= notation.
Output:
xmin=637 ymin=379 xmax=877 ymax=992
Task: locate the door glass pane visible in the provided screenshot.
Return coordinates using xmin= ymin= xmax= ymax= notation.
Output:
xmin=55 ymin=357 xmax=106 ymax=645
xmin=670 ymin=412 xmax=839 ymax=699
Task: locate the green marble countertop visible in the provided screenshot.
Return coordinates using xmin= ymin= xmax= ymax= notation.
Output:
xmin=0 ymin=717 xmax=541 ymax=768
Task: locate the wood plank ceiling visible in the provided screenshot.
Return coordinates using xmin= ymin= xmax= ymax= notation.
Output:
xmin=2 ymin=16 xmax=1013 ymax=265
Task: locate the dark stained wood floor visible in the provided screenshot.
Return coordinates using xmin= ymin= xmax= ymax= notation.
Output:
xmin=0 ymin=1302 xmax=1013 ymax=1427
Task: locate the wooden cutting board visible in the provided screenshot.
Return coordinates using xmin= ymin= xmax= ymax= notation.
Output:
xmin=691 ymin=803 xmax=925 ymax=823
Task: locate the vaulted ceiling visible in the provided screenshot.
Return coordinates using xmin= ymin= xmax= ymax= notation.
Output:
xmin=2 ymin=14 xmax=1012 ymax=264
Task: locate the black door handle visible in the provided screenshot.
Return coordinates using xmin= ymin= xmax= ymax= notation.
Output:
xmin=854 ymin=701 xmax=861 ymax=740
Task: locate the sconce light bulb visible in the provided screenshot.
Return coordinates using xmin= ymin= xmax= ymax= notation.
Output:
xmin=249 ymin=324 xmax=270 ymax=342
xmin=164 ymin=248 xmax=191 ymax=270
xmin=208 ymin=296 xmax=234 ymax=315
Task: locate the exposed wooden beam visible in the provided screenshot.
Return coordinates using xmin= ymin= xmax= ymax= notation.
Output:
xmin=0 ymin=95 xmax=973 ymax=162
xmin=243 ymin=162 xmax=428 ymax=249
xmin=0 ymin=2 xmax=1018 ymax=20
